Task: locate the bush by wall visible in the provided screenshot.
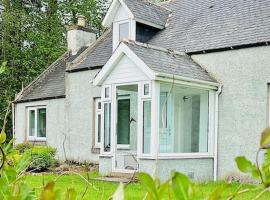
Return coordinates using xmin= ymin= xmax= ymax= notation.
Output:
xmin=15 ymin=144 xmax=57 ymax=172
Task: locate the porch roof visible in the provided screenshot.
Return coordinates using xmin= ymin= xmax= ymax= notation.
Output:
xmin=93 ymin=40 xmax=218 ymax=86
xmin=125 ymin=41 xmax=217 ymax=83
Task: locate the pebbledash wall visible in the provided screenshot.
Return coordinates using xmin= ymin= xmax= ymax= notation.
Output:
xmin=14 ymin=69 xmax=102 ymax=163
xmin=192 ymin=45 xmax=270 ymax=179
xmin=64 ymin=69 xmax=101 ymax=163
xmin=14 ymin=98 xmax=66 ymax=160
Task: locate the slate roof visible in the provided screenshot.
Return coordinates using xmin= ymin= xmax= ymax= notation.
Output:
xmin=67 ymin=29 xmax=112 ymax=72
xmin=14 ymin=48 xmax=87 ymax=103
xmin=150 ymin=0 xmax=270 ymax=53
xmin=16 ymin=0 xmax=270 ymax=102
xmin=123 ymin=0 xmax=171 ymax=28
xmin=125 ymin=41 xmax=217 ymax=83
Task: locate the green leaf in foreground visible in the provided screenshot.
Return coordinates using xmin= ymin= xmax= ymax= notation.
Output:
xmin=235 ymin=156 xmax=260 ymax=179
xmin=171 ymin=171 xmax=194 ymax=200
xmin=0 ymin=131 xmax=6 ymax=144
xmin=138 ymin=172 xmax=159 ymax=200
xmin=260 ymin=127 xmax=270 ymax=149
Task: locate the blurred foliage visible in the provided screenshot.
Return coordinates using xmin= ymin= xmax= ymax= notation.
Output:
xmin=0 ymin=0 xmax=110 ymax=141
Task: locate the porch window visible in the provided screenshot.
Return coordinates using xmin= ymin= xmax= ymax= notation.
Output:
xmin=94 ymin=98 xmax=102 ymax=148
xmin=143 ymin=100 xmax=151 ymax=154
xmin=28 ymin=107 xmax=46 ymax=140
xmin=159 ymin=83 xmax=209 ymax=154
xmin=104 ymin=103 xmax=111 ymax=152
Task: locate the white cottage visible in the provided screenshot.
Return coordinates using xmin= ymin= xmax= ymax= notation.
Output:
xmin=13 ymin=0 xmax=270 ymax=180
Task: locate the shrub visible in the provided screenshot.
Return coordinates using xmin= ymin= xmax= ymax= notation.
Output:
xmin=26 ymin=146 xmax=57 ymax=172
xmin=15 ymin=142 xmax=33 ymax=154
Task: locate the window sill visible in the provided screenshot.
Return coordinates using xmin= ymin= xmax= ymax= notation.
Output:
xmin=99 ymin=154 xmax=113 ymax=158
xmin=27 ymin=137 xmax=47 ymax=142
xmin=158 ymin=153 xmax=214 ymax=160
xmin=91 ymin=147 xmax=100 ymax=154
xmin=138 ymin=154 xmax=214 ymax=160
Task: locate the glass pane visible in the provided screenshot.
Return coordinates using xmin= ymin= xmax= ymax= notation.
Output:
xmin=105 ymin=87 xmax=110 ymax=98
xmin=98 ymin=114 xmax=101 ymax=143
xmin=159 ymin=84 xmax=209 ymax=153
xmin=143 ymin=101 xmax=151 ymax=154
xmin=37 ymin=108 xmax=46 ymax=138
xmin=119 ymin=22 xmax=129 ymax=41
xmin=144 ymin=84 xmax=150 ymax=96
xmin=29 ymin=110 xmax=35 ymax=136
xmin=104 ymin=103 xmax=111 ymax=152
xmin=117 ymin=98 xmax=130 ymax=145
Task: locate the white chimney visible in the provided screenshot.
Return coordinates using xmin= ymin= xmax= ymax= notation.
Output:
xmin=67 ymin=15 xmax=97 ymax=55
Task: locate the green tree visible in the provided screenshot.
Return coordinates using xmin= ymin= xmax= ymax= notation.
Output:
xmin=0 ymin=0 xmax=108 ymax=139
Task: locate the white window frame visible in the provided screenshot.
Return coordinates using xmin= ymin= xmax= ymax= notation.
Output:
xmin=94 ymin=98 xmax=102 ymax=148
xmin=27 ymin=106 xmax=47 ymax=141
xmin=116 ymin=95 xmax=131 ymax=150
xmin=113 ymin=19 xmax=136 ymax=50
xmin=102 ymin=85 xmax=112 ymax=101
xmin=156 ymin=83 xmax=216 ymax=159
xmin=142 ymin=81 xmax=152 ymax=99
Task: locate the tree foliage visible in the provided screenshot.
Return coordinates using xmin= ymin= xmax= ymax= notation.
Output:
xmin=0 ymin=0 xmax=109 ymax=139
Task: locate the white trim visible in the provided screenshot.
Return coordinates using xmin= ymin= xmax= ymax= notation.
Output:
xmin=152 ymin=81 xmax=159 ymax=158
xmin=155 ymin=72 xmax=220 ymax=89
xmin=155 ymin=82 xmax=216 ymax=158
xmin=111 ymin=82 xmax=140 ymax=173
xmin=94 ymin=98 xmax=102 ymax=148
xmin=102 ymin=0 xmax=134 ymax=27
xmin=214 ymin=85 xmax=222 ymax=180
xmin=113 ymin=19 xmax=135 ymax=51
xmin=117 ymin=144 xmax=130 ymax=149
xmin=138 ymin=154 xmax=214 ymax=160
xmin=102 ymin=85 xmax=112 ymax=101
xmin=27 ymin=106 xmax=47 ymax=141
xmin=93 ymin=43 xmax=155 ymax=86
xmin=142 ymin=81 xmax=152 ymax=99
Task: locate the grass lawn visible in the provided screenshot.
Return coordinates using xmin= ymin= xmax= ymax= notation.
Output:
xmin=25 ymin=172 xmax=270 ymax=199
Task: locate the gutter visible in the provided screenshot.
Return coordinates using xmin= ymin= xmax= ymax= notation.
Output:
xmin=14 ymin=95 xmax=66 ymax=104
xmin=155 ymin=72 xmax=220 ymax=89
xmin=214 ymin=85 xmax=222 ymax=181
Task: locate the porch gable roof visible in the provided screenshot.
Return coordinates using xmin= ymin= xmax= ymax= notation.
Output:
xmin=93 ymin=40 xmax=218 ymax=86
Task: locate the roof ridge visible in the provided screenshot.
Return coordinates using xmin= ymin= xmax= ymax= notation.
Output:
xmin=123 ymin=39 xmax=186 ymax=56
xmin=68 ymin=28 xmax=112 ymax=70
xmin=139 ymin=0 xmax=172 ymax=13
xmin=15 ymin=51 xmax=69 ymax=102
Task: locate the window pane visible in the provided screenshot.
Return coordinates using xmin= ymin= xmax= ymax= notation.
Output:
xmin=159 ymin=84 xmax=209 ymax=153
xmin=119 ymin=22 xmax=129 ymax=41
xmin=98 ymin=114 xmax=101 ymax=143
xmin=117 ymin=99 xmax=130 ymax=145
xmin=144 ymin=84 xmax=150 ymax=96
xmin=37 ymin=108 xmax=46 ymax=138
xmin=143 ymin=101 xmax=151 ymax=154
xmin=105 ymin=87 xmax=110 ymax=98
xmin=104 ymin=103 xmax=111 ymax=152
xmin=29 ymin=110 xmax=35 ymax=136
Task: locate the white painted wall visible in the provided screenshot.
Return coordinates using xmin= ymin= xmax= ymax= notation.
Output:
xmin=104 ymin=55 xmax=149 ymax=85
xmin=14 ymin=69 xmax=102 ymax=163
xmin=14 ymin=99 xmax=67 ymax=160
xmin=65 ymin=69 xmax=101 ymax=163
xmin=192 ymin=46 xmax=270 ymax=178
